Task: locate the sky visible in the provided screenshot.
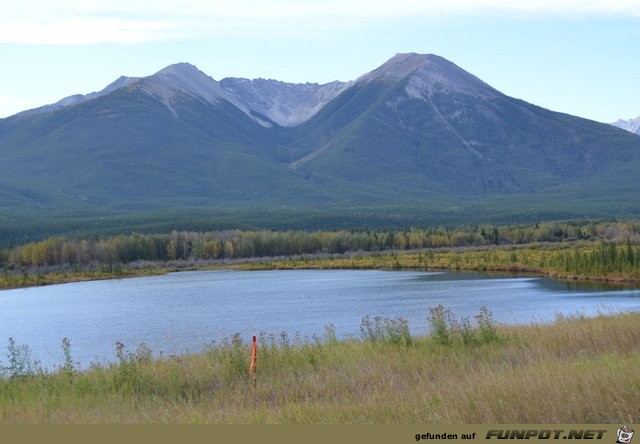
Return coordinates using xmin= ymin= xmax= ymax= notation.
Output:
xmin=1 ymin=0 xmax=639 ymax=123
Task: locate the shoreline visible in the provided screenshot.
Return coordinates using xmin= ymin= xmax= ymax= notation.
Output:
xmin=1 ymin=249 xmax=639 ymax=291
xmin=1 ymin=311 xmax=639 ymax=423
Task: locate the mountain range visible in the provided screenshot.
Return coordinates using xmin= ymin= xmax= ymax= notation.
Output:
xmin=612 ymin=116 xmax=640 ymax=135
xmin=1 ymin=53 xmax=640 ymax=239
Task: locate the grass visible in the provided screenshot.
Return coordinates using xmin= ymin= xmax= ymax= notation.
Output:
xmin=0 ymin=268 xmax=167 ymax=290
xmin=230 ymin=242 xmax=640 ymax=284
xmin=4 ymin=241 xmax=637 ymax=291
xmin=1 ymin=310 xmax=639 ymax=423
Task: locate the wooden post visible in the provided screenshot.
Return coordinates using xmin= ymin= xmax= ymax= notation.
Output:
xmin=250 ymin=335 xmax=257 ymax=402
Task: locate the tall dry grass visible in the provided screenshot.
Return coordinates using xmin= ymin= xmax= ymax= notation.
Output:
xmin=1 ymin=311 xmax=639 ymax=423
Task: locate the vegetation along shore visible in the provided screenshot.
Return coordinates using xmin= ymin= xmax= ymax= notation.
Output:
xmin=1 ymin=219 xmax=639 ymax=423
xmin=1 ymin=309 xmax=638 ymax=423
xmin=1 ymin=219 xmax=639 ymax=289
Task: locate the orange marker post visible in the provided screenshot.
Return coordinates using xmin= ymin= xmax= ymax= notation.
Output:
xmin=250 ymin=335 xmax=257 ymax=375
xmin=250 ymin=335 xmax=257 ymax=399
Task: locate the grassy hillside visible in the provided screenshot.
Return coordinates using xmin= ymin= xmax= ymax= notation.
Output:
xmin=1 ymin=311 xmax=638 ymax=423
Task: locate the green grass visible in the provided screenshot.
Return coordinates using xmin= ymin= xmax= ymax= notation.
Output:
xmin=239 ymin=242 xmax=640 ymax=284
xmin=1 ymin=311 xmax=639 ymax=423
xmin=2 ymin=239 xmax=639 ymax=291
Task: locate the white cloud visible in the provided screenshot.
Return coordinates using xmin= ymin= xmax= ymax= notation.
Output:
xmin=1 ymin=0 xmax=639 ymax=45
xmin=0 ymin=18 xmax=178 ymax=45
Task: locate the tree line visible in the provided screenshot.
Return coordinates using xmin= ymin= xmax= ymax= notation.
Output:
xmin=1 ymin=220 xmax=639 ymax=272
xmin=548 ymin=240 xmax=640 ymax=276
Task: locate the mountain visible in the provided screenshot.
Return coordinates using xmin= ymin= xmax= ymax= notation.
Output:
xmin=219 ymin=78 xmax=351 ymax=127
xmin=0 ymin=64 xmax=336 ymax=209
xmin=612 ymin=116 xmax=640 ymax=135
xmin=16 ymin=76 xmax=136 ymax=118
xmin=1 ymin=53 xmax=640 ymax=239
xmin=17 ymin=63 xmax=349 ymax=128
xmin=286 ymin=54 xmax=640 ymax=199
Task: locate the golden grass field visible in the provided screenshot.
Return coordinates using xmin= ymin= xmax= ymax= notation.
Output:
xmin=1 ymin=310 xmax=638 ymax=423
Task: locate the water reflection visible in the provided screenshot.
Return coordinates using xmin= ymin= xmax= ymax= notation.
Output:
xmin=534 ymin=277 xmax=640 ymax=293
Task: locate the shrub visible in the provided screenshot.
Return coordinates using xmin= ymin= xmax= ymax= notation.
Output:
xmin=360 ymin=315 xmax=412 ymax=346
xmin=459 ymin=315 xmax=478 ymax=346
xmin=324 ymin=324 xmax=338 ymax=345
xmin=428 ymin=305 xmax=499 ymax=347
xmin=2 ymin=337 xmax=36 ymax=378
xmin=221 ymin=333 xmax=248 ymax=381
xmin=427 ymin=305 xmax=453 ymax=345
xmin=112 ymin=341 xmax=153 ymax=394
xmin=476 ymin=305 xmax=499 ymax=344
xmin=61 ymin=337 xmax=76 ymax=376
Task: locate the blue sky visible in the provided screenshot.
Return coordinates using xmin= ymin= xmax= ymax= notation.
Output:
xmin=1 ymin=0 xmax=639 ymax=123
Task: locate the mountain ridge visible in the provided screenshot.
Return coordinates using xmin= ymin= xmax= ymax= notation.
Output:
xmin=12 ymin=62 xmax=351 ymax=128
xmin=612 ymin=116 xmax=640 ymax=135
xmin=1 ymin=53 xmax=640 ymax=233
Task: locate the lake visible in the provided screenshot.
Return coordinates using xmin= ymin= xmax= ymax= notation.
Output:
xmin=0 ymin=269 xmax=639 ymax=370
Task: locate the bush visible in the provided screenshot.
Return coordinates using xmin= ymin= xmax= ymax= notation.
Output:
xmin=323 ymin=324 xmax=338 ymax=345
xmin=112 ymin=341 xmax=154 ymax=394
xmin=360 ymin=315 xmax=412 ymax=346
xmin=61 ymin=337 xmax=76 ymax=377
xmin=428 ymin=305 xmax=499 ymax=347
xmin=476 ymin=305 xmax=499 ymax=344
xmin=2 ymin=337 xmax=37 ymax=378
xmin=428 ymin=305 xmax=453 ymax=345
xmin=221 ymin=333 xmax=248 ymax=382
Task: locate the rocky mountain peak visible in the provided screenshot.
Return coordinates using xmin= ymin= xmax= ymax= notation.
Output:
xmin=611 ymin=116 xmax=640 ymax=135
xmin=219 ymin=77 xmax=351 ymax=127
xmin=145 ymin=62 xmax=224 ymax=103
xmin=358 ymin=52 xmax=499 ymax=100
xmin=137 ymin=62 xmax=264 ymax=122
xmin=9 ymin=53 xmax=499 ymax=125
xmin=358 ymin=53 xmax=436 ymax=82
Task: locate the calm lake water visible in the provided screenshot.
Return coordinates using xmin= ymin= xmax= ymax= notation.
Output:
xmin=1 ymin=269 xmax=639 ymax=370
